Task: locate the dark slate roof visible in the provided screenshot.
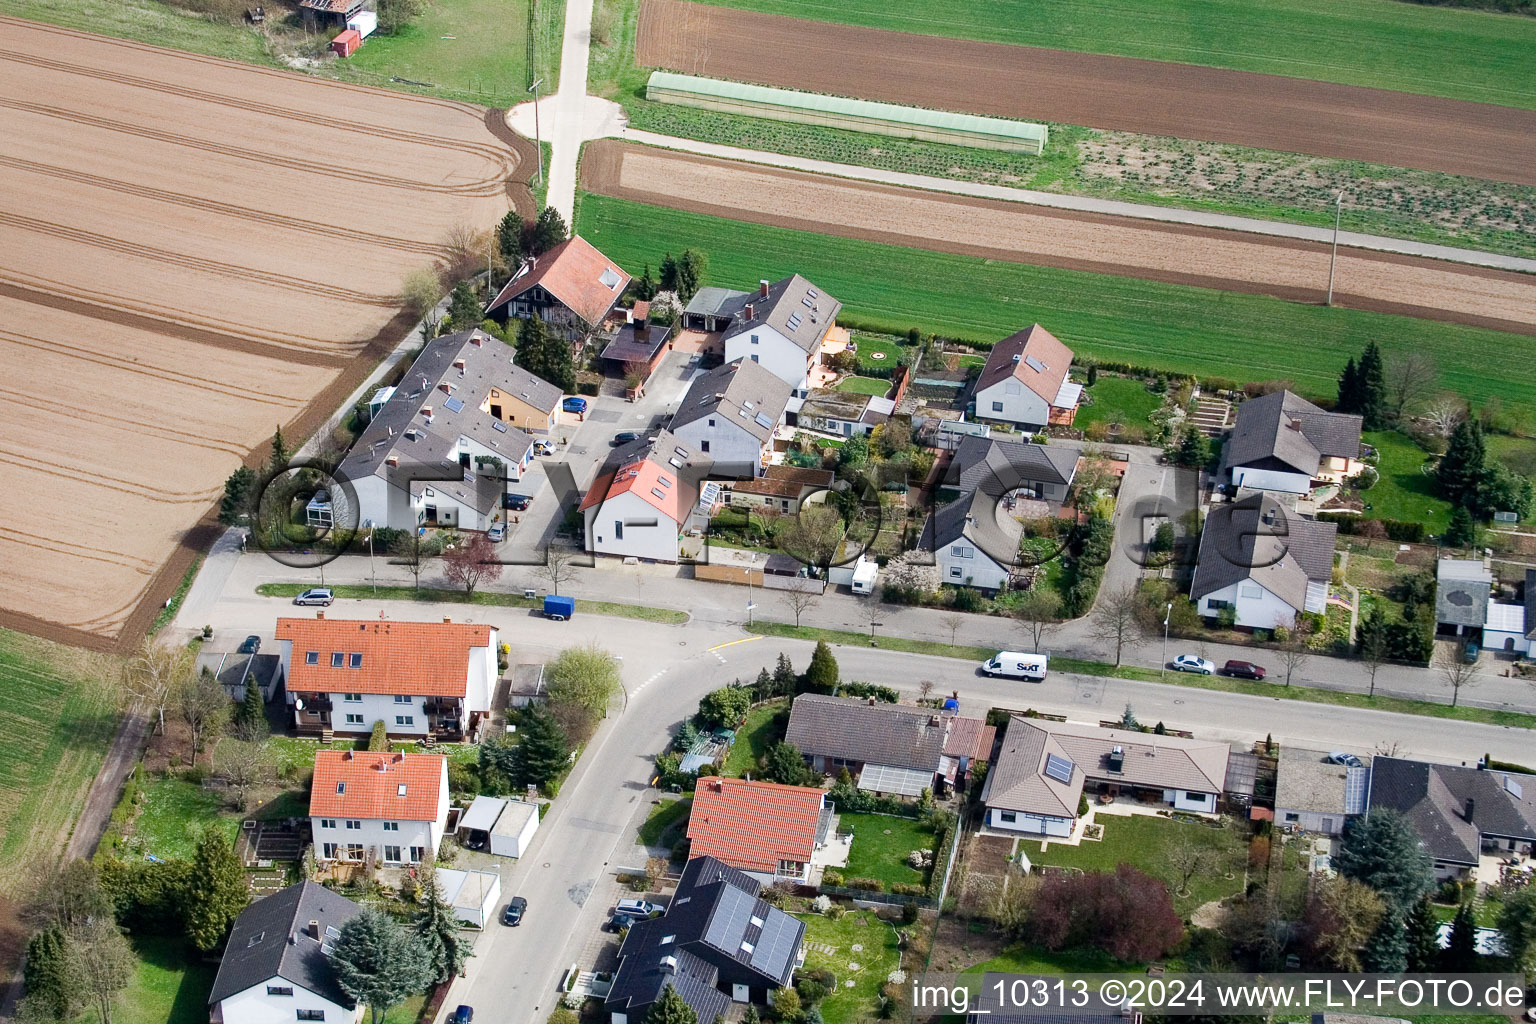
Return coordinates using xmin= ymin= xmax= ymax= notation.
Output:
xmin=785 ymin=694 xmax=947 ymax=771
xmin=1525 ymin=569 xmax=1536 ymax=640
xmin=196 ymin=651 xmax=282 ymax=700
xmin=721 ymin=275 xmax=841 ymax=354
xmin=670 ymin=358 xmax=793 ymax=443
xmin=1368 ymin=757 xmax=1536 ymax=866
xmin=1190 ymin=493 xmax=1337 ymax=611
xmin=601 ymin=320 xmax=675 ymax=366
xmin=944 ymin=435 xmax=1078 ymax=491
xmin=1226 ymin=390 xmax=1362 ymax=476
xmin=606 ymin=856 xmax=803 ymax=1023
xmin=969 ymin=976 xmax=1129 ymax=1024
xmin=209 ymin=882 xmax=363 ymax=1006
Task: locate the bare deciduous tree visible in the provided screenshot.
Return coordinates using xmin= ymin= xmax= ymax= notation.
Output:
xmin=399 ymin=267 xmax=445 ymax=338
xmin=1357 ymin=620 xmax=1388 ymax=697
xmin=215 ymin=734 xmax=267 ymax=812
xmin=918 ymin=680 xmax=935 ymax=702
xmin=782 ymin=586 xmax=820 ymax=627
xmin=940 ymin=612 xmax=964 ymax=644
xmin=864 ymin=598 xmax=885 ymax=640
xmin=1166 ymin=829 xmax=1215 ymax=898
xmin=1090 ymin=586 xmax=1144 ymax=666
xmin=1275 ymin=616 xmax=1314 ymax=686
xmin=1440 ymin=641 xmax=1480 ymax=708
xmin=533 ymin=546 xmax=576 ymax=596
xmin=389 ymin=529 xmax=431 ymax=591
xmin=125 ymin=640 xmax=190 ymax=735
xmin=1424 ymin=395 xmax=1466 ymax=444
xmin=178 ymin=668 xmax=230 ymax=758
xmin=1015 ymin=589 xmax=1063 ymax=653
xmin=1386 ymin=350 xmax=1438 ymax=422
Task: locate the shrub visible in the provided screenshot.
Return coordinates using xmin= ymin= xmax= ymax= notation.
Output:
xmin=368 ymin=720 xmax=388 ymax=751
xmin=796 ymin=979 xmax=829 ymax=1004
xmin=820 ymin=869 xmax=842 ymax=886
xmin=902 ymin=901 xmax=919 ymax=924
xmin=842 ymin=876 xmax=886 ymax=892
xmin=836 ymin=682 xmax=899 ymax=703
xmin=891 ymin=882 xmax=926 ymax=896
xmin=811 ymin=895 xmax=832 ymax=913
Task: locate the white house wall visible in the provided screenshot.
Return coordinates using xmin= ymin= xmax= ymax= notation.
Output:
xmin=1484 ymin=628 xmax=1533 ymax=656
xmin=328 ymin=693 xmax=428 ymax=735
xmin=669 ymin=417 xmax=766 ymax=479
xmin=1163 ymin=789 xmax=1218 ymax=813
xmin=725 ymin=325 xmax=811 ymax=394
xmin=985 ymin=807 xmax=1073 ymax=837
xmin=467 ymin=637 xmax=496 ymax=715
xmin=1231 ymin=466 xmax=1311 ymax=494
xmin=1275 ymin=807 xmax=1347 ymax=835
xmin=937 ymin=537 xmax=1010 ymax=591
xmin=974 ymin=380 xmax=1050 ymax=429
xmin=218 ymin=979 xmax=358 ymax=1024
xmin=585 ymin=490 xmax=680 ymax=562
xmin=311 ymin=814 xmax=439 ymax=863
xmin=1199 ymin=580 xmax=1300 ymax=630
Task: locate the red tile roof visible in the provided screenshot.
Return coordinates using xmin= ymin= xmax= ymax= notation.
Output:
xmin=275 ymin=617 xmax=492 ymax=698
xmin=578 ymin=432 xmax=701 ymax=523
xmin=309 ymin=751 xmax=445 ymax=822
xmin=943 ymin=717 xmax=996 ymax=762
xmin=687 ymin=777 xmax=824 ymax=873
xmin=976 ymin=324 xmax=1073 ymax=406
xmin=486 ymin=235 xmax=629 ymax=326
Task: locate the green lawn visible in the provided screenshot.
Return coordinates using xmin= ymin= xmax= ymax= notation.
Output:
xmin=79 ymin=934 xmax=218 ymax=1024
xmin=1362 ymin=430 xmax=1451 ymax=530
xmin=839 ymin=812 xmax=934 ymax=888
xmin=1488 ymin=432 xmax=1536 ymax=483
xmin=1075 ymin=376 xmax=1164 ymax=433
xmin=0 ymin=0 xmax=277 ymax=63
xmin=638 ymin=795 xmax=691 ymax=846
xmin=834 ymin=375 xmax=892 ymax=396
xmin=575 ymin=193 xmax=1536 ymax=416
xmin=720 ymin=700 xmax=788 ymax=777
xmin=255 ymin=582 xmax=687 ymax=623
xmin=794 ymin=909 xmax=903 ymax=1024
xmin=688 ymin=0 xmax=1536 ymax=109
xmin=0 ymin=629 xmax=119 ymax=893
xmin=130 ymin=774 xmax=240 ymax=861
xmin=1021 ymin=813 xmax=1245 ymax=914
xmin=852 ymin=334 xmax=905 ymax=370
xmin=965 ymin=943 xmax=1136 ymax=975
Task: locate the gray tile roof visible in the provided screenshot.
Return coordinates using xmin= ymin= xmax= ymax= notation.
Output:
xmin=1436 ymin=559 xmax=1492 ymax=628
xmin=1190 ymin=493 xmax=1337 ymax=611
xmin=785 ymin=694 xmax=947 ymax=772
xmin=721 ymin=275 xmax=841 ymax=354
xmin=1369 ymin=757 xmax=1536 ymax=866
xmin=601 ymin=320 xmax=674 ymax=366
xmin=1276 ymin=747 xmax=1363 ymax=815
xmin=1226 ymin=390 xmax=1362 ymax=476
xmin=684 ymin=286 xmax=751 ymax=319
xmin=670 ymin=358 xmax=792 ymax=443
xmin=338 ymin=329 xmax=537 ymax=515
xmin=945 ymin=435 xmax=1078 ymax=492
xmin=209 ymin=882 xmax=362 ymax=1006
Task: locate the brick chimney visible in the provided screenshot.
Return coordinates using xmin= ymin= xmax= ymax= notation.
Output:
xmin=309 ymin=920 xmax=321 ymax=940
xmin=316 ymin=611 xmax=325 ymax=620
xmin=759 ymin=279 xmax=770 ymax=297
xmin=743 ymin=302 xmax=755 ymax=321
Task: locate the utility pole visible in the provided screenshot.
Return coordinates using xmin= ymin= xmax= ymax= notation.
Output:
xmin=1326 ymin=191 xmax=1343 ymax=307
xmin=1161 ymin=602 xmax=1172 ymax=680
xmin=528 ymin=78 xmax=544 ymax=184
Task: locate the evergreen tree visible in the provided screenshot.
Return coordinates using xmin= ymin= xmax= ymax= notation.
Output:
xmin=446 ymin=281 xmax=482 ymax=331
xmin=1337 ymin=357 xmax=1361 ymax=413
xmin=1086 ymin=364 xmax=1098 ymax=387
xmin=1358 ymin=341 xmax=1387 ymax=429
xmin=753 ymin=667 xmax=773 ymax=700
xmin=658 ymin=252 xmax=679 ymax=292
xmin=1335 ymin=809 xmax=1433 ymax=916
xmin=742 ymin=1006 xmax=761 ymax=1024
xmin=185 ymin=828 xmax=250 ymax=951
xmin=764 ymin=742 xmax=813 ymax=786
xmin=1363 ymin=907 xmax=1408 ymax=973
xmin=496 ymin=211 xmax=525 ymax=268
xmin=1406 ymin=898 xmax=1440 ymax=972
xmin=332 ymin=908 xmax=434 ymax=1024
xmin=218 ymin=465 xmax=256 ymax=526
xmin=512 ymin=701 xmax=569 ymax=788
xmin=238 ymin=675 xmax=264 ymax=730
xmin=1441 ymin=902 xmax=1479 ymax=970
xmin=541 ymin=330 xmax=576 ymax=393
xmin=676 ymin=250 xmax=707 ymax=304
xmin=414 ymin=861 xmax=472 ymax=983
xmin=269 ymin=425 xmax=290 ymax=474
xmin=634 ymin=264 xmax=658 ymax=301
xmin=1175 ymin=425 xmax=1209 ymax=467
xmin=772 ymin=653 xmax=796 ymax=698
xmin=644 ymin=983 xmax=699 ymax=1024
xmin=802 ymin=641 xmax=839 ymax=693
xmin=1444 ymin=505 xmax=1476 ymax=548
xmin=526 ymin=206 xmax=568 ymax=257
xmin=23 ymin=925 xmax=75 ymax=1020
xmin=1437 ymin=419 xmax=1486 ymax=505
xmin=1497 ymin=885 xmax=1536 ymax=974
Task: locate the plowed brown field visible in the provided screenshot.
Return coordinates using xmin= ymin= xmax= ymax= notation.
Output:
xmin=582 ymin=141 xmax=1536 ymax=335
xmin=0 ymin=17 xmax=529 ymax=647
xmin=635 ymin=0 xmax=1536 ymax=186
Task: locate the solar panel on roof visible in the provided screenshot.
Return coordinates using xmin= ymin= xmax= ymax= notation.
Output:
xmin=1507 ymin=776 xmax=1524 ymax=798
xmin=444 ymin=396 xmax=465 ymax=413
xmin=491 ymin=420 xmax=508 ymax=433
xmin=1344 ymin=766 xmax=1369 ymax=814
xmin=1044 ymin=753 xmax=1074 ymax=784
xmin=699 ymin=481 xmax=722 ymax=509
xmin=749 ymin=911 xmax=800 ymax=981
xmin=755 ymin=412 xmax=774 ymax=429
xmin=1024 ymin=355 xmax=1047 ymax=373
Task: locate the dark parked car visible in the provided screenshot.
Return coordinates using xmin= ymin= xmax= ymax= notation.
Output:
xmin=237 ymin=635 xmax=261 ymax=654
xmin=502 ymin=896 xmax=527 ymax=926
xmin=1221 ymin=660 xmax=1266 ymax=680
xmin=502 ymin=493 xmax=532 ymax=511
xmin=612 ymin=430 xmax=644 ymax=446
xmin=603 ymin=914 xmax=633 ymax=933
xmin=451 ymin=1007 xmax=474 ymax=1024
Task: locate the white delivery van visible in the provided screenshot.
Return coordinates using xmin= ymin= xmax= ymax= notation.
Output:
xmin=981 ymin=651 xmax=1048 ymax=681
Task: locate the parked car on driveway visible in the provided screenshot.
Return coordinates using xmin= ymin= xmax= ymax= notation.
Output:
xmin=1171 ymin=654 xmax=1216 ymax=675
xmin=238 ymin=634 xmax=261 ymax=654
xmin=486 ymin=524 xmax=505 ymax=542
xmin=612 ymin=430 xmax=643 ymax=446
xmin=532 ymin=439 xmax=556 ymax=456
xmin=503 ymin=493 xmax=532 ymax=511
xmin=293 ymin=587 xmax=333 ymax=606
xmin=562 ymin=396 xmax=588 ymax=413
xmin=614 ymin=899 xmax=664 ymax=919
xmin=1329 ymin=751 xmax=1364 ymax=768
xmin=1463 ymin=641 xmax=1481 ymax=662
xmin=603 ymin=914 xmax=632 ymax=933
xmin=1220 ymin=660 xmax=1266 ymax=680
xmin=501 ymin=896 xmax=527 ymax=926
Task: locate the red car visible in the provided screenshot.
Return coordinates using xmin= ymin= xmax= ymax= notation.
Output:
xmin=1222 ymin=660 xmax=1266 ymax=680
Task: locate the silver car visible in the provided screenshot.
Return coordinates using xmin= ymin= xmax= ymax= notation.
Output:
xmin=293 ymin=587 xmax=333 ymax=606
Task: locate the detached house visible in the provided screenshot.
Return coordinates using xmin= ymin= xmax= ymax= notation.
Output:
xmin=686 ymin=777 xmax=837 ymax=885
xmin=1435 ymin=557 xmax=1492 ymax=638
xmin=581 ymin=430 xmax=713 ymax=563
xmin=722 ymin=276 xmax=842 ymax=395
xmin=793 ymin=389 xmax=894 ymax=438
xmin=785 ymin=694 xmax=993 ymax=797
xmin=275 ymin=615 xmax=497 ymax=740
xmin=1367 ymin=756 xmax=1536 ymax=879
xmin=309 ymin=750 xmax=449 ymax=865
xmin=1191 ymin=493 xmax=1337 ymax=630
xmin=971 ymin=324 xmax=1081 ymax=429
xmin=605 ymin=856 xmax=805 ymax=1024
xmin=669 ymin=358 xmax=792 ymax=479
xmin=335 ymin=329 xmax=536 ymax=532
xmin=1224 ymin=390 xmax=1363 ymax=496
xmin=485 ymin=235 xmax=630 ymax=345
xmin=724 ymin=465 xmax=834 ymax=515
xmin=1274 ymin=747 xmax=1370 ymax=836
xmin=981 ymin=718 xmax=1229 ymax=837
xmin=208 ymin=881 xmax=363 ymax=1024
xmin=1484 ymin=568 xmax=1536 ymax=656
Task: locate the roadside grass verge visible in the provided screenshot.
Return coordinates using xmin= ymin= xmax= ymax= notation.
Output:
xmin=683 ymin=0 xmax=1536 ymax=109
xmin=838 ymin=811 xmax=934 ymax=888
xmin=255 ymin=582 xmax=687 ymax=623
xmin=575 ymin=193 xmax=1536 ymax=414
xmin=744 ymin=621 xmax=1536 ymax=728
xmin=0 ymin=629 xmax=119 ymax=890
xmin=150 ymin=556 xmax=203 ymax=636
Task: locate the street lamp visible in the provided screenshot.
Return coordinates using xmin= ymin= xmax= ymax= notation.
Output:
xmin=1326 ymin=190 xmax=1343 ymax=307
xmin=1161 ymin=601 xmax=1173 ymax=680
xmin=365 ymin=522 xmax=376 ymax=596
xmin=746 ymin=552 xmax=759 ymax=626
xmin=528 ymin=78 xmax=544 ymax=184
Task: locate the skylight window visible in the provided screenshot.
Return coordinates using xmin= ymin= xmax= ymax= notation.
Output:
xmin=349 ymin=653 xmax=363 ymax=668
xmin=336 ymin=781 xmax=346 ymax=794
xmin=397 ymin=784 xmax=407 ymax=796
xmin=740 ymin=941 xmax=755 ymax=954
xmin=331 ymin=652 xmax=344 ymax=668
xmin=661 ymin=935 xmax=675 ymax=945
xmin=306 ymin=651 xmax=319 ymax=665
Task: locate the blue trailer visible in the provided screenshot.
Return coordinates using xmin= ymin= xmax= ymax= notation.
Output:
xmin=543 ymin=595 xmax=575 ymax=621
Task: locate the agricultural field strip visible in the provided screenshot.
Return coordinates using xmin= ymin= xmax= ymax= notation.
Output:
xmin=0 ymin=18 xmax=519 ymax=643
xmin=583 ymin=142 xmax=1536 ymax=334
xmin=620 ymin=130 xmax=1536 ymax=274
xmin=635 ymin=0 xmax=1536 ymax=187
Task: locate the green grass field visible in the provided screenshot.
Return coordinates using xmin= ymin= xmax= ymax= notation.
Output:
xmin=77 ymin=934 xmax=218 ymax=1024
xmin=852 ymin=334 xmax=904 ymax=368
xmin=130 ymin=775 xmax=239 ymax=861
xmin=0 ymin=630 xmax=119 ymax=893
xmin=1361 ymin=430 xmax=1451 ymax=530
xmin=834 ymin=375 xmax=892 ymax=396
xmin=794 ymin=909 xmax=902 ymax=1024
xmin=576 ymin=193 xmax=1536 ymax=414
xmin=838 ymin=812 xmax=933 ymax=888
xmin=687 ymin=0 xmax=1536 ymax=109
xmin=1075 ymin=377 xmax=1165 ymax=432
xmin=965 ymin=943 xmax=1136 ymax=975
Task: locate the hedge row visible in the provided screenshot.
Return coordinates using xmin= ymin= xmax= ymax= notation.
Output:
xmin=1317 ymin=512 xmax=1427 ymax=543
